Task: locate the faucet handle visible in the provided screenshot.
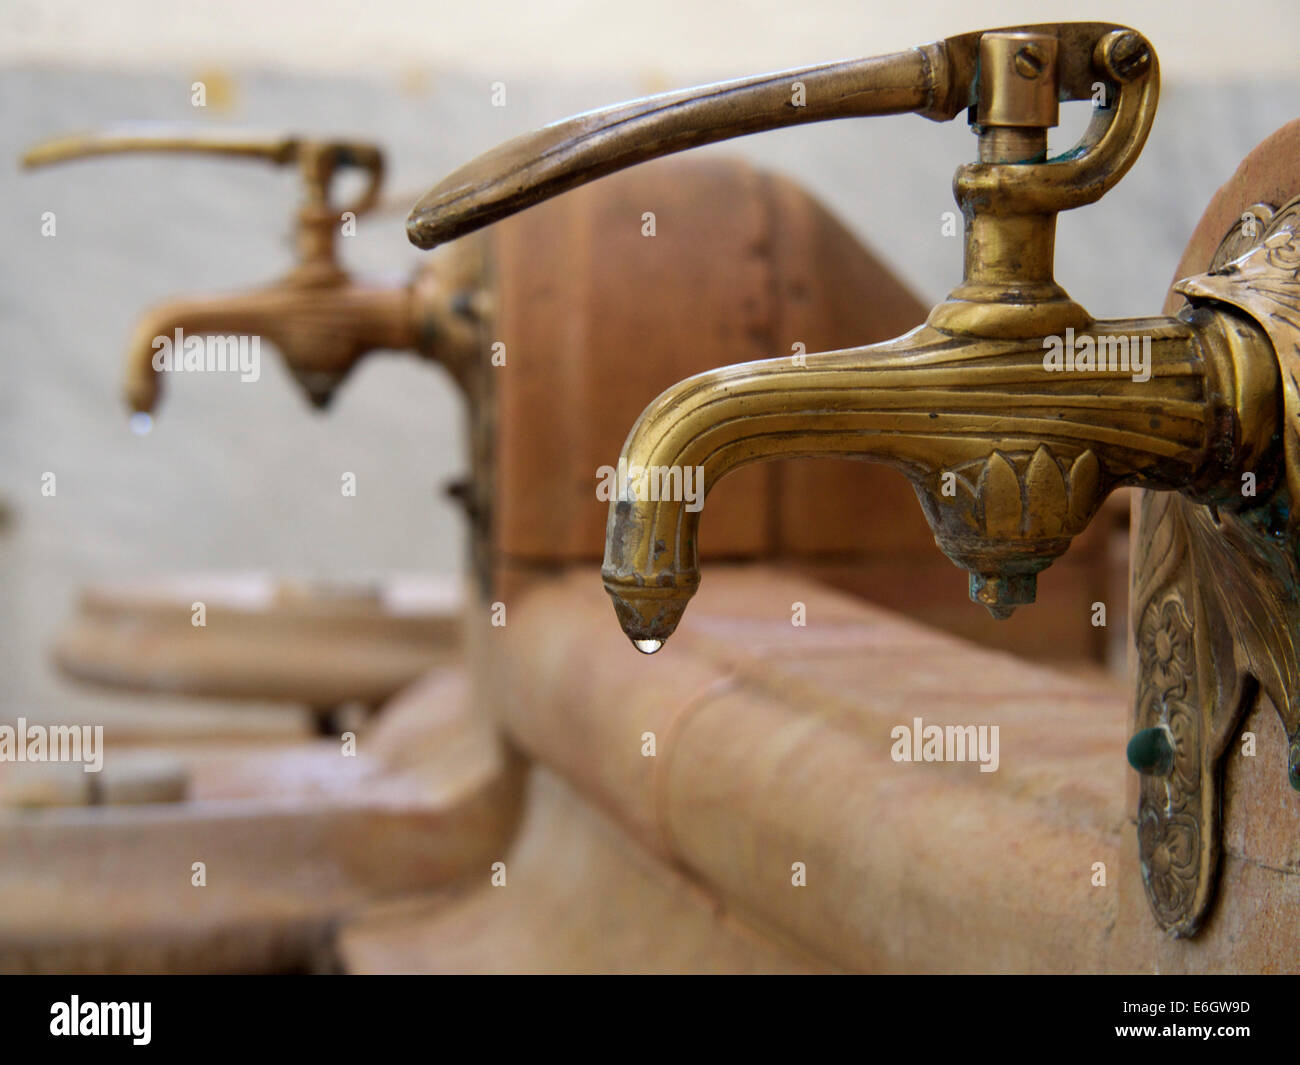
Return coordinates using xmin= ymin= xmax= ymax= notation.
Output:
xmin=408 ymin=22 xmax=1154 ymax=251
xmin=23 ymin=125 xmax=385 ymax=276
xmin=23 ymin=125 xmax=385 ymax=215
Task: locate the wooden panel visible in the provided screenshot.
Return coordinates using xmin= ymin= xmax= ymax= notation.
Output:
xmin=491 ymin=156 xmax=775 ymax=562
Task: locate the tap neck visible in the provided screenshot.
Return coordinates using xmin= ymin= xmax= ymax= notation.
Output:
xmin=928 ymin=206 xmax=1089 ymax=338
xmin=601 ymin=306 xmax=1279 ymax=645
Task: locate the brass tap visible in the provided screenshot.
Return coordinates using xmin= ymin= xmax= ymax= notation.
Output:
xmin=405 ymin=22 xmax=1285 ymax=651
xmin=23 ymin=126 xmax=481 ymax=411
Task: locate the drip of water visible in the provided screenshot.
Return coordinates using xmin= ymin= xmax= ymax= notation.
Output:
xmin=129 ymin=412 xmax=153 ymax=435
xmin=632 ymin=637 xmax=663 ymax=655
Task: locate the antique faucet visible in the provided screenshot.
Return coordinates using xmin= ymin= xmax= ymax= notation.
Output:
xmin=407 ymin=22 xmax=1300 ymax=937
xmin=23 ymin=127 xmax=483 ymax=411
xmin=406 ymin=22 xmax=1274 ymax=642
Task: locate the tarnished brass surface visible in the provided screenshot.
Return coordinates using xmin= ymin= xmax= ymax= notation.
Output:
xmin=977 ymin=32 xmax=1059 ymax=131
xmin=414 ymin=22 xmax=1298 ymax=939
xmin=23 ymin=127 xmax=383 ymax=205
xmin=23 ymin=125 xmax=483 ymax=411
xmin=600 ymin=312 xmax=1273 ymax=648
xmin=405 ymin=23 xmax=1252 ymax=639
xmin=1126 ymin=201 xmax=1300 ymax=936
xmin=407 ymin=22 xmax=1145 ymax=254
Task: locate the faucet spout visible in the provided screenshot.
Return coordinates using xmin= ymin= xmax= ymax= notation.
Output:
xmin=603 ymin=309 xmax=1278 ymax=648
xmin=123 ymin=277 xmax=419 ymax=413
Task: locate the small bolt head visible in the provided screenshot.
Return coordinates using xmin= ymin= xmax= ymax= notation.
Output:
xmin=1098 ymin=29 xmax=1152 ymax=84
xmin=1013 ymin=44 xmax=1048 ymax=79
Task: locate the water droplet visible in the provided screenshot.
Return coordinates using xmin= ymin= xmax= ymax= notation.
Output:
xmin=129 ymin=412 xmax=153 ymax=435
xmin=633 ymin=638 xmax=663 ymax=655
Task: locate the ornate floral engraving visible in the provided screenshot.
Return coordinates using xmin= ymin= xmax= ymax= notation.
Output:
xmin=1132 ymin=195 xmax=1300 ymax=934
xmin=1134 ymin=589 xmax=1203 ymax=928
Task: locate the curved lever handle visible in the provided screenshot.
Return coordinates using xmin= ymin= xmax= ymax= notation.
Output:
xmin=407 ymin=47 xmax=949 ymax=249
xmin=407 ymin=21 xmax=1139 ymax=249
xmin=23 ymin=124 xmax=385 ymax=217
xmin=22 ymin=125 xmax=299 ymax=167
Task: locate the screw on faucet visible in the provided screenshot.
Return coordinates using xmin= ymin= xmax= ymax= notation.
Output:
xmin=1013 ymin=45 xmax=1048 ymax=79
xmin=1098 ymin=29 xmax=1152 ymax=84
